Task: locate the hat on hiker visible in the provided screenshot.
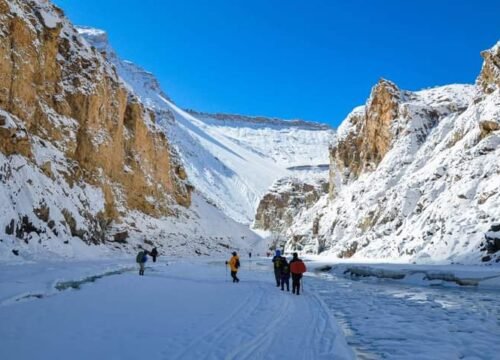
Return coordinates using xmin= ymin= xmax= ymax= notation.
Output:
xmin=232 ymin=251 xmax=237 ymax=256
xmin=292 ymin=252 xmax=298 ymax=259
xmin=275 ymin=249 xmax=281 ymax=256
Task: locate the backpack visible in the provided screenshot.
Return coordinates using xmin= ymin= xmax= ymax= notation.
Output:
xmin=274 ymin=257 xmax=283 ymax=270
xmin=290 ymin=260 xmax=306 ymax=274
xmin=235 ymin=258 xmax=240 ymax=269
xmin=136 ymin=251 xmax=144 ymax=263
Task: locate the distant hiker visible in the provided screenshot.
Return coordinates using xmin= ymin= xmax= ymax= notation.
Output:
xmin=248 ymin=252 xmax=252 ymax=259
xmin=136 ymin=249 xmax=148 ymax=276
xmin=280 ymin=257 xmax=290 ymax=291
xmin=290 ymin=252 xmax=306 ymax=295
xmin=272 ymin=250 xmax=284 ymax=287
xmin=228 ymin=251 xmax=240 ymax=283
xmin=150 ymin=247 xmax=158 ymax=262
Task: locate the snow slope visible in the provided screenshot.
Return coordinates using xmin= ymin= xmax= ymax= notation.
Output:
xmin=78 ymin=27 xmax=334 ymax=224
xmin=0 ymin=258 xmax=353 ymax=360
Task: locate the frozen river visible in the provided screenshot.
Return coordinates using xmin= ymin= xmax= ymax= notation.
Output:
xmin=306 ymin=268 xmax=500 ymax=360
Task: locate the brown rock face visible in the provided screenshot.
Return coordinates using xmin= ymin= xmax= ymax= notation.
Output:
xmin=479 ymin=120 xmax=500 ymax=139
xmin=0 ymin=112 xmax=32 ymax=157
xmin=254 ymin=178 xmax=328 ymax=233
xmin=478 ymin=42 xmax=500 ymax=93
xmin=329 ymin=79 xmax=400 ymax=196
xmin=0 ymin=1 xmax=190 ymax=221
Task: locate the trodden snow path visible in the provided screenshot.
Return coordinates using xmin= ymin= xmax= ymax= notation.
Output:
xmin=0 ymin=258 xmax=353 ymax=360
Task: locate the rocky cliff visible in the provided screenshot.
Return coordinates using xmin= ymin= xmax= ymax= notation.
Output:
xmin=0 ymin=0 xmax=191 ymax=255
xmin=329 ymin=79 xmax=400 ymax=193
xmin=254 ymin=176 xmax=328 ymax=234
xmin=284 ymin=42 xmax=500 ymax=264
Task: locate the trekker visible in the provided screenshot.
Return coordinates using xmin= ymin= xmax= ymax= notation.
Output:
xmin=272 ymin=250 xmax=284 ymax=287
xmin=248 ymin=252 xmax=252 ymax=259
xmin=290 ymin=252 xmax=307 ymax=295
xmin=228 ymin=251 xmax=240 ymax=283
xmin=150 ymin=247 xmax=158 ymax=262
xmin=136 ymin=249 xmax=148 ymax=276
xmin=280 ymin=257 xmax=290 ymax=291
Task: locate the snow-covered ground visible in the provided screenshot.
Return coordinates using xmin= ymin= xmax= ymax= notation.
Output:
xmin=2 ymin=256 xmax=499 ymax=359
xmin=0 ymin=258 xmax=352 ymax=360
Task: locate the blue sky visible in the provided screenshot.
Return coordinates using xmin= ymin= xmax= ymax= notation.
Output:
xmin=53 ymin=0 xmax=499 ymax=127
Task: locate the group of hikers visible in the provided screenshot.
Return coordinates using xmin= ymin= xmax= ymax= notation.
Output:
xmin=136 ymin=247 xmax=307 ymax=294
xmin=226 ymin=249 xmax=307 ymax=295
xmin=271 ymin=250 xmax=307 ymax=295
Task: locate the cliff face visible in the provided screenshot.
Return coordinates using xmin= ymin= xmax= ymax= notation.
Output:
xmin=478 ymin=42 xmax=500 ymax=93
xmin=0 ymin=0 xmax=190 ymax=249
xmin=253 ymin=177 xmax=328 ymax=234
xmin=285 ymin=42 xmax=500 ymax=264
xmin=329 ymin=79 xmax=400 ymax=188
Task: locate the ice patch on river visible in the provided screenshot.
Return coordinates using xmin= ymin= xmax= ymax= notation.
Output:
xmin=306 ymin=262 xmax=500 ymax=359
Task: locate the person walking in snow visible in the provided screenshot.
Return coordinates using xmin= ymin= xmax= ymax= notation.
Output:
xmin=289 ymin=252 xmax=306 ymax=295
xmin=150 ymin=247 xmax=158 ymax=263
xmin=272 ymin=250 xmax=285 ymax=287
xmin=227 ymin=251 xmax=240 ymax=283
xmin=136 ymin=249 xmax=148 ymax=276
xmin=280 ymin=257 xmax=291 ymax=291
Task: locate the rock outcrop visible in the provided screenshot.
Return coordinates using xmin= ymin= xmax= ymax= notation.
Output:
xmin=478 ymin=42 xmax=500 ymax=93
xmin=329 ymin=79 xmax=400 ymax=195
xmin=254 ymin=177 xmax=328 ymax=233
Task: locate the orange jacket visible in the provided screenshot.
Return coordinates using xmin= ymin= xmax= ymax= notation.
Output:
xmin=228 ymin=255 xmax=240 ymax=272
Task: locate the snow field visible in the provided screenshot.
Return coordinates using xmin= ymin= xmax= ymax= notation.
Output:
xmin=0 ymin=258 xmax=353 ymax=360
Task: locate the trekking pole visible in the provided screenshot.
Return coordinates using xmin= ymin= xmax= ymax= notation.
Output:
xmin=225 ymin=261 xmax=228 ymax=282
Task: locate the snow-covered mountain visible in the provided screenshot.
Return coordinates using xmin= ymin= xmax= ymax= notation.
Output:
xmin=1 ymin=0 xmax=498 ymax=266
xmin=0 ymin=0 xmax=333 ymax=262
xmin=78 ymin=27 xmax=335 ymax=224
xmin=272 ymin=43 xmax=500 ymax=264
xmin=0 ymin=0 xmax=261 ymax=261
